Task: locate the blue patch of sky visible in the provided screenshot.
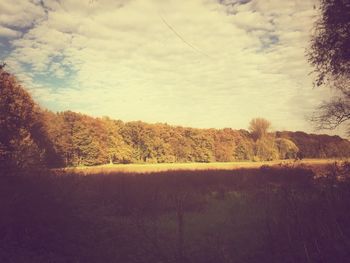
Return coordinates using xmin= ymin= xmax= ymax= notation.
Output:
xmin=32 ymin=55 xmax=77 ymax=90
xmin=0 ymin=23 xmax=38 ymax=61
xmin=252 ymin=32 xmax=279 ymax=52
xmin=0 ymin=39 xmax=12 ymax=60
xmin=219 ymin=0 xmax=251 ymax=4
xmin=32 ymin=66 xmax=76 ymax=89
xmin=32 ymin=60 xmax=78 ymax=112
xmin=237 ymin=0 xmax=251 ymax=4
xmin=19 ymin=62 xmax=33 ymax=72
xmin=261 ymin=34 xmax=279 ymax=49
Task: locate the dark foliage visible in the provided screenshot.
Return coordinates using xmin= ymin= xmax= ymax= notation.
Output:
xmin=308 ymin=0 xmax=350 ymax=132
xmin=308 ymin=0 xmax=350 ymax=87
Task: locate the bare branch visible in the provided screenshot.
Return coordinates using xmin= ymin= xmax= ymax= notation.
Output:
xmin=311 ymin=97 xmax=350 ymax=130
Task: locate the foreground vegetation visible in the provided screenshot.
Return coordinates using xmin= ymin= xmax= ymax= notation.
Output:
xmin=1 ymin=163 xmax=350 ymax=263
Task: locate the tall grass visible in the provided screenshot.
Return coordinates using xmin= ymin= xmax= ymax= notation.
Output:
xmin=1 ymin=164 xmax=350 ymax=263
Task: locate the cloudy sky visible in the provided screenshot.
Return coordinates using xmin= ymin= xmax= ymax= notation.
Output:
xmin=0 ymin=0 xmax=343 ymax=134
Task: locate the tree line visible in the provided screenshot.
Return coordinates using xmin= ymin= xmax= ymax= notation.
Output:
xmin=1 ymin=68 xmax=350 ymax=173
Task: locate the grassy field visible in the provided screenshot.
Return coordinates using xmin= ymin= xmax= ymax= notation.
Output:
xmin=2 ymin=163 xmax=350 ymax=263
xmin=59 ymin=158 xmax=346 ymax=175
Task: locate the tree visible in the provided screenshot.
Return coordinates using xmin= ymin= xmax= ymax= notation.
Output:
xmin=101 ymin=117 xmax=132 ymax=164
xmin=0 ymin=68 xmax=52 ymax=174
xmin=253 ymin=137 xmax=278 ymax=161
xmin=308 ymin=0 xmax=350 ymax=133
xmin=213 ymin=129 xmax=237 ymax=162
xmin=275 ymin=138 xmax=299 ymax=159
xmin=248 ymin=118 xmax=284 ymax=161
xmin=248 ymin=118 xmax=271 ymax=141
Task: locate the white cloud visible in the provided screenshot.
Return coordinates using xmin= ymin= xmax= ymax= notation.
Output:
xmin=0 ymin=26 xmax=21 ymax=38
xmin=0 ymin=0 xmax=45 ymax=28
xmin=1 ymin=0 xmax=339 ymax=135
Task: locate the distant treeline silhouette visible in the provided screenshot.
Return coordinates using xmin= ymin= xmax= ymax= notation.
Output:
xmin=1 ymin=68 xmax=350 ymax=172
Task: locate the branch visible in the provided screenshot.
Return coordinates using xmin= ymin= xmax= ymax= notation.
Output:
xmin=311 ymin=97 xmax=350 ymax=130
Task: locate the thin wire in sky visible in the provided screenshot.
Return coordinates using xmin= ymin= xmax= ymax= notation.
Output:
xmin=159 ymin=13 xmax=212 ymax=59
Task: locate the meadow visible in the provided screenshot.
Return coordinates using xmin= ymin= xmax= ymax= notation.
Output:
xmin=59 ymin=158 xmax=342 ymax=175
xmin=1 ymin=160 xmax=350 ymax=263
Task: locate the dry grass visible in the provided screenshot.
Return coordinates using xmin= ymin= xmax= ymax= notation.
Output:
xmin=57 ymin=158 xmax=347 ymax=175
xmin=4 ymin=160 xmax=350 ymax=262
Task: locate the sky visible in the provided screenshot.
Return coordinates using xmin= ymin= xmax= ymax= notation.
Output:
xmin=0 ymin=0 xmax=345 ymax=135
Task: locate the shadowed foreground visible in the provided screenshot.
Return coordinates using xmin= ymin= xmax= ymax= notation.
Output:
xmin=1 ymin=165 xmax=350 ymax=263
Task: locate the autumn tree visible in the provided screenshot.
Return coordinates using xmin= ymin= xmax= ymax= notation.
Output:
xmin=168 ymin=127 xmax=192 ymax=162
xmin=213 ymin=129 xmax=237 ymax=162
xmin=276 ymin=131 xmax=350 ymax=158
xmin=57 ymin=112 xmax=112 ymax=166
xmin=275 ymin=138 xmax=299 ymax=159
xmin=248 ymin=118 xmax=271 ymax=141
xmin=308 ymin=0 xmax=350 ymax=133
xmin=248 ymin=118 xmax=284 ymax=161
xmin=101 ymin=117 xmax=132 ymax=164
xmin=0 ymin=68 xmax=55 ymax=174
xmin=152 ymin=124 xmax=176 ymax=163
xmin=254 ymin=137 xmax=279 ymax=161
